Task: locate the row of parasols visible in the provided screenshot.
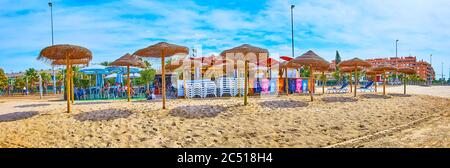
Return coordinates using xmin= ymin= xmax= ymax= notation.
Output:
xmin=37 ymin=42 xmax=416 ymax=113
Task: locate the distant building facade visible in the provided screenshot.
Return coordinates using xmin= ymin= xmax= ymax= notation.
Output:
xmin=365 ymin=56 xmax=435 ymax=81
xmin=330 ymin=56 xmax=435 ymax=82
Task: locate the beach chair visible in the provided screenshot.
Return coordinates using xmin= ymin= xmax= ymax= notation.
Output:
xmin=358 ymin=81 xmax=375 ymax=92
xmin=327 ymin=83 xmax=349 ymax=94
xmin=202 ymin=80 xmax=217 ymax=97
xmin=218 ymin=77 xmax=234 ymax=97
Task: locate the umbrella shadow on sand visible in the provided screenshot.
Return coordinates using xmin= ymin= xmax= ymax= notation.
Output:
xmin=169 ymin=105 xmax=227 ymax=119
xmin=360 ymin=94 xmax=391 ymax=99
xmin=321 ymin=97 xmax=358 ymax=103
xmin=388 ymin=93 xmax=412 ymax=97
xmin=74 ymin=109 xmax=132 ymax=122
xmin=15 ymin=104 xmax=50 ymax=108
xmin=259 ymin=100 xmax=308 ymax=109
xmin=0 ymin=111 xmax=39 ymax=122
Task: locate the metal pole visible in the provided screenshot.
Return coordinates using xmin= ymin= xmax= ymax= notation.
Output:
xmin=49 ymin=2 xmax=57 ymax=95
xmin=39 ymin=74 xmax=43 ymax=99
xmin=291 ymin=5 xmax=295 ymax=59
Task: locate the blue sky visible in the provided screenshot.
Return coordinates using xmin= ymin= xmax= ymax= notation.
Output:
xmin=0 ymin=0 xmax=449 ymax=78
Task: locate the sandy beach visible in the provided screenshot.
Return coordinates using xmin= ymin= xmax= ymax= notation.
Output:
xmin=0 ymin=86 xmax=448 ymax=148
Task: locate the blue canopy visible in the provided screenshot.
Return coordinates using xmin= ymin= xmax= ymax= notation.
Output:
xmin=106 ymin=66 xmax=141 ymax=74
xmin=80 ymin=65 xmax=109 ymax=88
xmin=80 ymin=65 xmax=109 ymax=74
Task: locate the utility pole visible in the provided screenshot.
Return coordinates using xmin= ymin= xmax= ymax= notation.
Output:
xmin=291 ymin=5 xmax=295 ymax=59
xmin=49 ymin=1 xmax=57 ymax=95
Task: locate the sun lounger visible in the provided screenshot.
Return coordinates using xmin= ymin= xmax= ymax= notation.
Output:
xmin=358 ymin=81 xmax=375 ymax=92
xmin=327 ymin=83 xmax=349 ymax=93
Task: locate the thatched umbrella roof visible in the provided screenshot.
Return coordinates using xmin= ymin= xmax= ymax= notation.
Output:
xmin=51 ymin=58 xmax=90 ymax=66
xmin=337 ymin=57 xmax=371 ymax=68
xmin=397 ymin=67 xmax=416 ymax=75
xmin=371 ymin=64 xmax=398 ymax=72
xmin=340 ymin=66 xmax=363 ymax=73
xmin=220 ymin=44 xmax=269 ymax=63
xmin=280 ymin=61 xmax=301 ymax=69
xmin=365 ymin=70 xmax=381 ymax=76
xmin=290 ymin=50 xmax=329 ymax=67
xmin=133 ymin=42 xmax=189 ymax=58
xmin=38 ymin=44 xmax=92 ymax=63
xmin=258 ymin=58 xmax=279 ymax=67
xmin=110 ymin=53 xmax=146 ymax=68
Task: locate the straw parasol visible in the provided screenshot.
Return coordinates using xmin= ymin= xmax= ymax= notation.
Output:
xmin=337 ymin=58 xmax=372 ymax=97
xmin=365 ymin=70 xmax=381 ymax=92
xmin=133 ymin=42 xmax=189 ymax=109
xmin=279 ymin=56 xmax=295 ymax=95
xmin=397 ymin=67 xmax=416 ymax=94
xmin=110 ymin=53 xmax=146 ymax=102
xmin=315 ymin=64 xmax=333 ymax=94
xmin=290 ymin=50 xmax=330 ymax=101
xmin=258 ymin=58 xmax=279 ymax=78
xmin=220 ymin=44 xmax=269 ymax=105
xmin=37 ymin=44 xmax=92 ymax=113
xmin=371 ymin=64 xmax=397 ymax=96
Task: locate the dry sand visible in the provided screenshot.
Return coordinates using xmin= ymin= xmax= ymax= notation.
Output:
xmin=0 ymin=86 xmax=448 ymax=148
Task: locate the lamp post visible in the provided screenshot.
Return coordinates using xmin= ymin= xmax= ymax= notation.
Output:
xmin=395 ymin=39 xmax=399 ymax=84
xmin=49 ymin=1 xmax=57 ymax=95
xmin=291 ymin=5 xmax=295 ymax=59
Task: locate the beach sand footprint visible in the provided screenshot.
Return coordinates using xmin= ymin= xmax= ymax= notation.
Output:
xmin=0 ymin=111 xmax=39 ymax=122
xmin=259 ymin=100 xmax=308 ymax=109
xmin=360 ymin=94 xmax=391 ymax=99
xmin=15 ymin=103 xmax=50 ymax=108
xmin=74 ymin=109 xmax=132 ymax=121
xmin=170 ymin=105 xmax=227 ymax=118
xmin=322 ymin=97 xmax=358 ymax=103
xmin=388 ymin=93 xmax=412 ymax=97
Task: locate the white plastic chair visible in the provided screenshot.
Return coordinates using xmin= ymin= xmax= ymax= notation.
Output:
xmin=218 ymin=77 xmax=234 ymax=97
xmin=202 ymin=81 xmax=217 ymax=97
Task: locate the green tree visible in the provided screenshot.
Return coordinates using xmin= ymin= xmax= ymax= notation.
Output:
xmin=99 ymin=61 xmax=111 ymax=66
xmin=335 ymin=51 xmax=341 ymax=68
xmin=138 ymin=61 xmax=156 ymax=94
xmin=39 ymin=71 xmax=52 ymax=95
xmin=300 ymin=66 xmax=310 ymax=78
xmin=13 ymin=77 xmax=26 ymax=92
xmin=0 ymin=68 xmax=7 ymax=90
xmin=25 ymin=68 xmax=38 ymax=92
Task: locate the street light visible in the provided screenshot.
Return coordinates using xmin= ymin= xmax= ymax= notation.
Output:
xmin=290 ymin=5 xmax=295 ymax=58
xmin=49 ymin=1 xmax=57 ymax=95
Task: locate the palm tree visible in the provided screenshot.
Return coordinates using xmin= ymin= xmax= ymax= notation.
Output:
xmin=99 ymin=61 xmax=111 ymax=66
xmin=39 ymin=71 xmax=51 ymax=95
xmin=139 ymin=61 xmax=156 ymax=95
xmin=25 ymin=68 xmax=38 ymax=93
xmin=0 ymin=68 xmax=7 ymax=90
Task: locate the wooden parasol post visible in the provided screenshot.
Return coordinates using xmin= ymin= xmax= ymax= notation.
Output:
xmin=66 ymin=56 xmax=71 ymax=113
xmin=354 ymin=65 xmax=357 ymax=97
xmin=70 ymin=64 xmax=74 ymax=104
xmin=127 ymin=65 xmax=131 ymax=102
xmin=310 ymin=65 xmax=314 ymax=101
xmin=322 ymin=71 xmax=325 ymax=94
xmin=244 ymin=60 xmax=249 ymax=105
xmin=383 ymin=70 xmax=386 ymax=96
xmin=374 ymin=75 xmax=378 ymax=92
xmin=285 ymin=66 xmax=288 ymax=95
xmin=183 ymin=69 xmax=187 ymax=99
xmin=161 ymin=48 xmax=166 ymax=109
xmin=349 ymin=71 xmax=353 ymax=93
